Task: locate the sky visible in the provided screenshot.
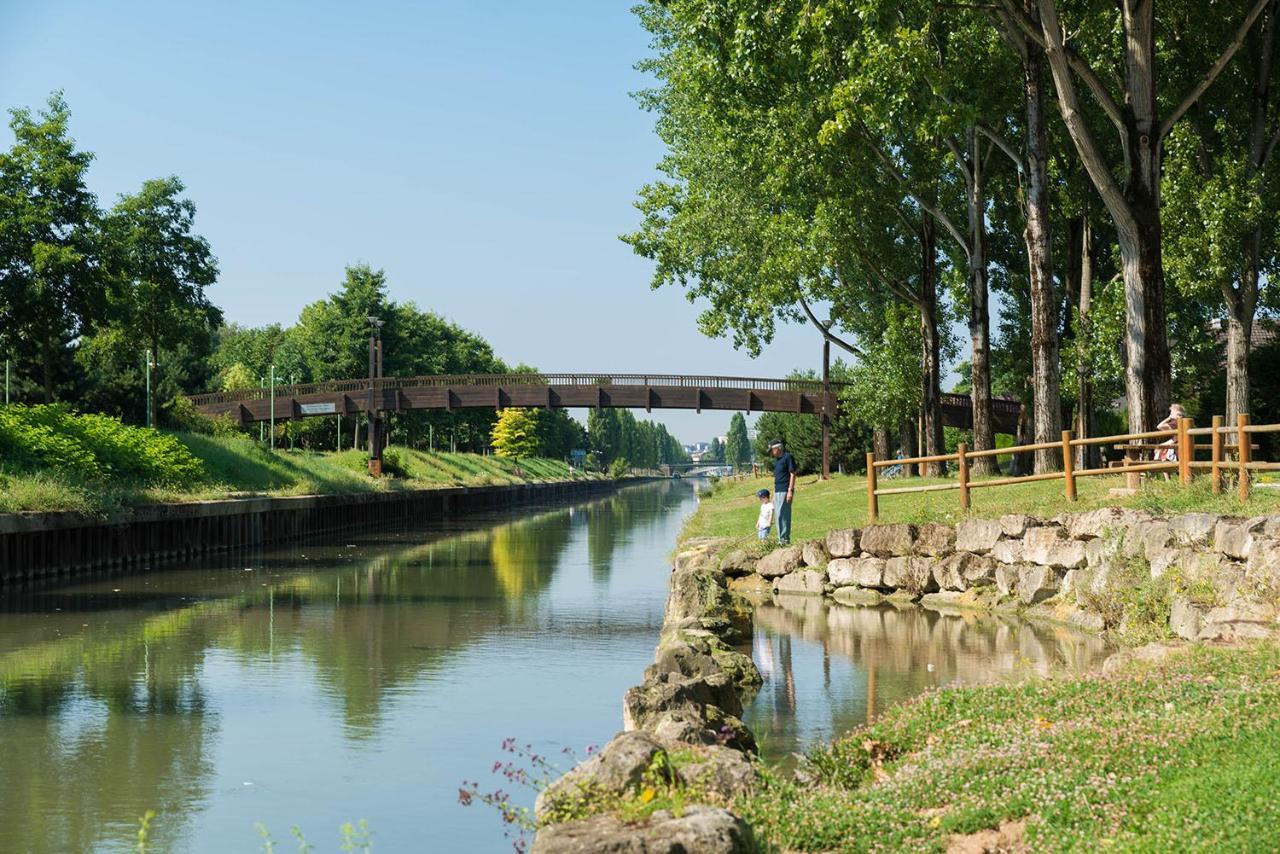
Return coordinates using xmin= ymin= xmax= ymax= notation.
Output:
xmin=0 ymin=0 xmax=824 ymax=444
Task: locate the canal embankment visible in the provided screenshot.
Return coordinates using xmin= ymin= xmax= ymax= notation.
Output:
xmin=531 ymin=492 xmax=1280 ymax=852
xmin=0 ymin=476 xmax=654 ymax=587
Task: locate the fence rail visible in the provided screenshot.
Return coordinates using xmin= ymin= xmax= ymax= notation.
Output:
xmin=188 ymin=373 xmax=853 ymax=407
xmin=866 ymin=413 xmax=1280 ymax=522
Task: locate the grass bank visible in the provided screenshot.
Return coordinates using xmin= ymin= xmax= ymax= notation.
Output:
xmin=0 ymin=432 xmax=595 ymax=516
xmin=683 ymin=472 xmax=1280 ymax=546
xmin=736 ymin=641 xmax=1280 ymax=851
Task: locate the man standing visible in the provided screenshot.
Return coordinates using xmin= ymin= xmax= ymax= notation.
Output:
xmin=768 ymin=439 xmax=797 ymax=545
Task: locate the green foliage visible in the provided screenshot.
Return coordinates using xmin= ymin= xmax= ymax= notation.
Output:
xmin=608 ymin=458 xmax=631 ymax=479
xmin=724 ymin=412 xmax=750 ymax=467
xmin=490 ymin=408 xmax=541 ymax=459
xmin=588 ymin=408 xmax=689 ymax=470
xmin=0 ymin=404 xmax=204 ymax=487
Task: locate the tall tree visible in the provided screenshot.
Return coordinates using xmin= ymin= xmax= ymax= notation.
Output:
xmin=725 ymin=412 xmax=750 ymax=468
xmin=996 ymin=0 xmax=1270 ymax=431
xmin=490 ymin=408 xmax=541 ymax=461
xmin=0 ymin=92 xmax=102 ymax=401
xmin=104 ymin=176 xmax=220 ymax=427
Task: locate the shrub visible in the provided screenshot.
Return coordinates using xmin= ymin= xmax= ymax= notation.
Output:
xmin=608 ymin=458 xmax=631 ymax=479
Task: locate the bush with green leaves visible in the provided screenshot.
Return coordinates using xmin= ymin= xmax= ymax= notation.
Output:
xmin=0 ymin=404 xmax=205 ymax=487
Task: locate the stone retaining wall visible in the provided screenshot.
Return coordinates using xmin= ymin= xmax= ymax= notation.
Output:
xmin=722 ymin=507 xmax=1280 ymax=642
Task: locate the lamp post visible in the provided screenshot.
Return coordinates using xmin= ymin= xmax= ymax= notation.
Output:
xmin=143 ymin=349 xmax=155 ymax=428
xmin=269 ymin=364 xmax=276 ymax=450
xmin=820 ymin=321 xmax=833 ymax=480
xmin=366 ymin=316 xmax=385 ymax=476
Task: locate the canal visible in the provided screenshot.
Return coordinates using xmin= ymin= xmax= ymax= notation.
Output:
xmin=0 ymin=480 xmax=1109 ymax=852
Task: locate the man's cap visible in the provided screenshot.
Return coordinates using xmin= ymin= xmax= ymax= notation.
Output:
xmin=756 ymin=488 xmax=770 ymax=498
xmin=768 ymin=439 xmax=783 ymax=449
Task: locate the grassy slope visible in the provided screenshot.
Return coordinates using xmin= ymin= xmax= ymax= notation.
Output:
xmin=736 ymin=642 xmax=1280 ymax=852
xmin=683 ymin=472 xmax=1280 ymax=546
xmin=0 ymin=434 xmax=594 ymax=515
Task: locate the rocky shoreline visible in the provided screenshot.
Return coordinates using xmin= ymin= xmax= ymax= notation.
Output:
xmin=531 ymin=507 xmax=1280 ymax=852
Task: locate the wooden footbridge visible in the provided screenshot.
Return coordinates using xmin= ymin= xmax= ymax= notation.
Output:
xmin=187 ymin=372 xmax=1020 ymax=432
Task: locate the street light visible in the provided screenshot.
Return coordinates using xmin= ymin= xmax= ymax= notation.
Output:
xmin=366 ymin=316 xmax=385 ymax=476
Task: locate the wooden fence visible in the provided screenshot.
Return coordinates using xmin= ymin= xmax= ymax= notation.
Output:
xmin=866 ymin=414 xmax=1280 ymax=523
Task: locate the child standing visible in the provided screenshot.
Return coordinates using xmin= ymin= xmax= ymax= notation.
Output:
xmin=756 ymin=489 xmax=774 ymax=540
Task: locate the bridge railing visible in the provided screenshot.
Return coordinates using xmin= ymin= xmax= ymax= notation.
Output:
xmin=188 ymin=373 xmax=850 ymax=407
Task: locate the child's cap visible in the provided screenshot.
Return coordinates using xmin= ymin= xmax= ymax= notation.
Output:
xmin=756 ymin=489 xmax=770 ymax=498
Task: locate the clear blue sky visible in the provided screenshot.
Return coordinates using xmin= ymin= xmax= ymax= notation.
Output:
xmin=0 ymin=1 xmax=822 ymax=444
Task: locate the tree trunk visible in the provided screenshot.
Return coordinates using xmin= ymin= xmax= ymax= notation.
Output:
xmin=873 ymin=426 xmax=892 ymax=461
xmin=1115 ymin=212 xmax=1172 ymax=432
xmin=897 ymin=420 xmax=918 ymax=478
xmin=918 ymin=216 xmax=946 ymax=477
xmin=966 ymin=128 xmax=997 ymax=475
xmin=1066 ymin=214 xmax=1099 ymax=469
xmin=1022 ymin=36 xmax=1063 ymax=472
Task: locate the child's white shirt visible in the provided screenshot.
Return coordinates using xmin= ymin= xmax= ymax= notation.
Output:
xmin=757 ymin=502 xmax=774 ymax=530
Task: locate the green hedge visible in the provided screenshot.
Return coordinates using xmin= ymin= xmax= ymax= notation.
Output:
xmin=0 ymin=405 xmax=205 ymax=487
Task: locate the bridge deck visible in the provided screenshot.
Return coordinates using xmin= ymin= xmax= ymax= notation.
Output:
xmin=187 ymin=373 xmax=1020 ymax=432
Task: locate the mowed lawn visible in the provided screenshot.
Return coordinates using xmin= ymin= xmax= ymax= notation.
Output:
xmin=683 ymin=471 xmax=1280 ymax=546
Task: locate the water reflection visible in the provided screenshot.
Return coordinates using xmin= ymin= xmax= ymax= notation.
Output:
xmin=744 ymin=595 xmax=1111 ymax=763
xmin=0 ymin=481 xmax=694 ymax=854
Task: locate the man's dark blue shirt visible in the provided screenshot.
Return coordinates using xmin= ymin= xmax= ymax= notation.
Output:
xmin=774 ymin=451 xmax=797 ymax=493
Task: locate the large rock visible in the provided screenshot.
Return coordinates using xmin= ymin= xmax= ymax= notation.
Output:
xmin=532 ymin=806 xmax=756 ymax=854
xmin=665 ymin=567 xmax=731 ymax=625
xmin=1168 ymin=513 xmax=1219 ymax=546
xmin=1023 ymin=526 xmax=1085 ymax=569
xmin=718 ymin=549 xmax=757 ymax=578
xmin=649 ymin=710 xmax=716 ymax=746
xmin=727 ymin=574 xmax=770 ymax=596
xmin=882 ymin=556 xmax=939 ymax=596
xmin=675 ymin=745 xmax=756 ymax=799
xmin=989 ymin=539 xmax=1024 ymax=564
xmin=755 ymin=546 xmax=803 ymax=579
xmin=995 ymin=563 xmax=1020 ymax=597
xmin=1016 ymin=564 xmax=1061 ymax=605
xmin=1199 ymin=600 xmax=1278 ymax=641
xmin=1169 ymin=597 xmax=1207 ymax=640
xmin=955 ymin=519 xmax=1003 ymax=553
xmin=623 ymin=672 xmax=743 ymax=731
xmin=825 ymin=528 xmax=860 ymax=558
xmin=861 ymin=524 xmax=916 ymax=557
xmin=932 ymin=553 xmax=994 ymax=591
xmin=801 ymin=539 xmax=829 ymax=568
xmin=774 ymin=568 xmax=825 ymax=596
xmin=999 ymin=514 xmax=1037 ymax=538
xmin=1216 ymin=517 xmax=1266 ymax=561
xmin=914 ymin=522 xmax=955 ymax=556
xmin=1246 ymin=537 xmax=1280 ymax=594
xmin=1062 ymin=507 xmax=1152 ymax=539
xmin=649 ymin=630 xmax=761 ymax=695
xmin=536 ymin=731 xmax=670 ymax=820
xmin=828 ymin=556 xmax=885 ymax=588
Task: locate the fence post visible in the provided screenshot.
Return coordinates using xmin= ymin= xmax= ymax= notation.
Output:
xmin=1238 ymin=413 xmax=1251 ymax=502
xmin=957 ymin=443 xmax=970 ymax=511
xmin=1211 ymin=415 xmax=1223 ymax=494
xmin=1061 ymin=430 xmax=1076 ymax=502
xmin=1178 ymin=417 xmax=1192 ymax=485
xmin=866 ymin=452 xmax=878 ymax=524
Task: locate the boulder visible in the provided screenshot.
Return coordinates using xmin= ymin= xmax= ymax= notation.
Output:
xmin=1083 ymin=537 xmax=1112 ymax=567
xmin=774 ymin=569 xmax=825 ymax=596
xmin=828 ymin=556 xmax=885 ymax=588
xmin=1245 ymin=537 xmax=1280 ymax=594
xmin=665 ymin=567 xmax=732 ymax=625
xmin=914 ymin=522 xmax=956 ymax=556
xmin=675 ymin=745 xmax=756 ymax=799
xmin=832 ymin=586 xmax=885 ymax=606
xmin=1062 ymin=507 xmax=1152 ymax=539
xmin=623 ymin=672 xmax=743 ymax=731
xmin=536 ymin=731 xmax=670 ymax=820
xmin=882 ymin=556 xmax=939 ymax=596
xmin=860 ymin=524 xmax=916 ymax=557
xmin=1169 ymin=597 xmax=1206 ymax=640
xmin=1023 ymin=527 xmax=1086 ymax=569
xmin=718 ymin=549 xmax=757 ymax=578
xmin=801 ymin=539 xmax=830 ymax=568
xmin=989 ymin=539 xmax=1023 ymax=564
xmin=825 ymin=528 xmax=860 ymax=558
xmin=755 ymin=545 xmax=803 ymax=579
xmin=1016 ymin=564 xmax=1061 ymax=605
xmin=1068 ymin=609 xmax=1106 ymax=633
xmin=649 ymin=710 xmax=716 ymax=746
xmin=1168 ymin=513 xmax=1220 ymax=546
xmin=1199 ymin=600 xmax=1278 ymax=640
xmin=532 ymin=806 xmax=756 ymax=854
xmin=932 ymin=553 xmax=993 ymax=591
xmin=995 ymin=563 xmax=1020 ymax=597
xmin=955 ymin=519 xmax=1003 ymax=553
xmin=1215 ymin=518 xmax=1265 ymax=560
xmin=727 ymin=574 xmax=771 ymax=596
xmin=999 ymin=514 xmax=1037 ymax=538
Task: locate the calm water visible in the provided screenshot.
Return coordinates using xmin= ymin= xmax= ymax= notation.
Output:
xmin=0 ymin=481 xmax=1110 ymax=852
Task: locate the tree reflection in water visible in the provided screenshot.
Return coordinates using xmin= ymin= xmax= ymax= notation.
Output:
xmin=0 ymin=482 xmax=684 ymax=854
xmin=744 ymin=595 xmax=1112 ymax=764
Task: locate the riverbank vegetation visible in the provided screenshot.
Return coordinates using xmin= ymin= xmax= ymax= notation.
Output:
xmin=0 ymin=404 xmax=595 ymax=515
xmin=736 ymin=641 xmax=1280 ymax=851
xmin=684 ymin=472 xmax=1280 ymax=546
